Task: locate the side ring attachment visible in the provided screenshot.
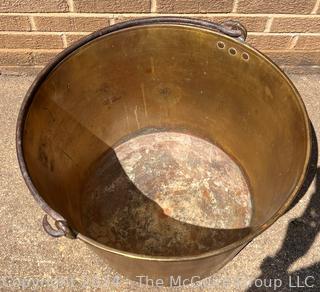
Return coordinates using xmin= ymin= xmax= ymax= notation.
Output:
xmin=221 ymin=20 xmax=247 ymax=42
xmin=42 ymin=214 xmax=76 ymax=239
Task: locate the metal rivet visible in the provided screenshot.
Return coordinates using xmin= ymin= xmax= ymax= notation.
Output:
xmin=229 ymin=48 xmax=237 ymax=55
xmin=217 ymin=41 xmax=225 ymax=49
xmin=242 ymin=52 xmax=250 ymax=61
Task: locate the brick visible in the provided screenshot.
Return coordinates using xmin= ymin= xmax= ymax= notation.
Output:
xmin=246 ymin=34 xmax=293 ymax=50
xmin=236 ymin=0 xmax=316 ymax=14
xmin=0 ymin=49 xmax=63 ymax=66
xmin=32 ymin=50 xmax=62 ymax=65
xmin=262 ymin=51 xmax=320 ymax=66
xmin=271 ymin=17 xmax=320 ymax=33
xmin=200 ymin=16 xmax=268 ymax=32
xmin=0 ymin=50 xmax=32 ymax=65
xmin=0 ymin=15 xmax=31 ymax=31
xmin=0 ymin=0 xmax=69 ymax=12
xmin=157 ymin=0 xmax=233 ymax=13
xmin=74 ymin=0 xmax=150 ymax=12
xmin=66 ymin=34 xmax=88 ymax=46
xmin=0 ymin=34 xmax=63 ymax=49
xmin=294 ymin=35 xmax=320 ymax=50
xmin=34 ymin=16 xmax=110 ymax=32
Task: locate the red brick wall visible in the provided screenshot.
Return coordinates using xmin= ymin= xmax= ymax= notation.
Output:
xmin=1 ymin=0 xmax=320 ymax=74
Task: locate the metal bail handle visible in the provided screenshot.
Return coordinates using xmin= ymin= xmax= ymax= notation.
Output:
xmin=134 ymin=17 xmax=247 ymax=41
xmin=42 ymin=214 xmax=76 ymax=239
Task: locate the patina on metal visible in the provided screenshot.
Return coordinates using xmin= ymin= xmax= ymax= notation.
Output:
xmin=81 ymin=131 xmax=252 ymax=256
xmin=16 ymin=17 xmax=310 ymax=285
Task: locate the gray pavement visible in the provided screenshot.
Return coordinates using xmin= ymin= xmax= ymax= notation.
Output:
xmin=0 ymin=74 xmax=319 ymax=291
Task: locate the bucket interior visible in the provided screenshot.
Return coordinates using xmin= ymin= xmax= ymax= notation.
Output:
xmin=81 ymin=130 xmax=252 ymax=255
xmin=22 ymin=24 xmax=309 ymax=256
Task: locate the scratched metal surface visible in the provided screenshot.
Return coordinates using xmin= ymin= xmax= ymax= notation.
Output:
xmin=81 ymin=131 xmax=252 ymax=256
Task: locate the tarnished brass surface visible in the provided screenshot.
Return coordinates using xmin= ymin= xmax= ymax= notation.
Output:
xmin=17 ymin=18 xmax=310 ymax=284
xmin=81 ymin=131 xmax=252 ymax=257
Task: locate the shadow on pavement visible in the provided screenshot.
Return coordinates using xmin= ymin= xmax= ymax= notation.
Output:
xmin=247 ymin=124 xmax=319 ymax=291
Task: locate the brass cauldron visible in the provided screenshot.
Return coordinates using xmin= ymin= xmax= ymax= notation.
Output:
xmin=16 ymin=18 xmax=310 ymax=285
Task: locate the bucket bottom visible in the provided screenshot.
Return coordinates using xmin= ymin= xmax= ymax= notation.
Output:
xmin=80 ymin=131 xmax=252 ymax=256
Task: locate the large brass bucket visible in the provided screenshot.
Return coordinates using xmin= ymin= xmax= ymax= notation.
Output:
xmin=16 ymin=18 xmax=310 ymax=285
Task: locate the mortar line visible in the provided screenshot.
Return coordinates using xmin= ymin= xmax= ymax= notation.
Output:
xmin=259 ymin=49 xmax=320 ymax=52
xmin=109 ymin=16 xmax=115 ymax=25
xmin=61 ymin=33 xmax=68 ymax=48
xmin=0 ymin=65 xmax=44 ymax=68
xmin=1 ymin=12 xmax=320 ymax=17
xmin=67 ymin=0 xmax=75 ymax=12
xmin=151 ymin=0 xmax=157 ymax=13
xmin=264 ymin=17 xmax=273 ymax=32
xmin=1 ymin=31 xmax=320 ymax=36
xmin=311 ymin=0 xmax=320 ymax=14
xmin=288 ymin=35 xmax=299 ymax=49
xmin=3 ymin=48 xmax=320 ymax=53
xmin=28 ymin=16 xmax=36 ymax=31
xmin=0 ymin=31 xmax=90 ymax=35
xmin=232 ymin=0 xmax=239 ymax=13
xmin=247 ymin=32 xmax=320 ymax=36
xmin=0 ymin=48 xmax=63 ymax=52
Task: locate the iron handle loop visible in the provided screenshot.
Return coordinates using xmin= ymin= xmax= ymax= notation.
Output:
xmin=219 ymin=20 xmax=247 ymax=42
xmin=42 ymin=214 xmax=76 ymax=239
